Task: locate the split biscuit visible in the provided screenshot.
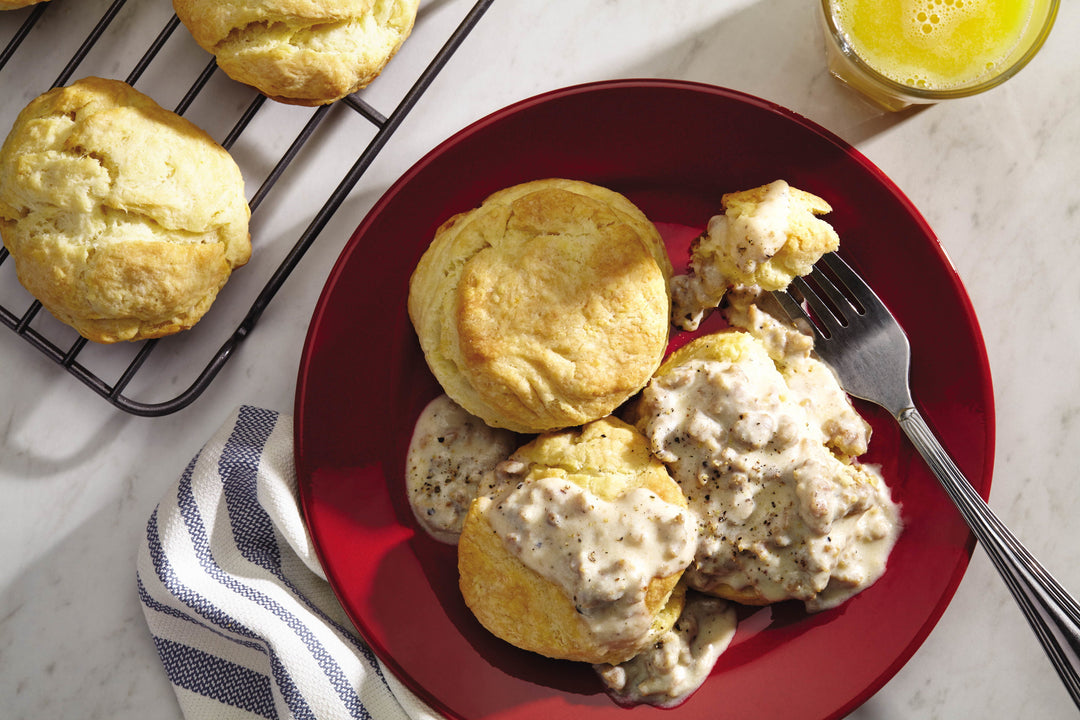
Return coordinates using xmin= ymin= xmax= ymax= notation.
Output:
xmin=631 ymin=331 xmax=784 ymax=606
xmin=173 ymin=0 xmax=420 ymax=105
xmin=458 ymin=417 xmax=692 ymax=665
xmin=0 ymin=77 xmax=251 ymax=343
xmin=408 ymin=178 xmax=673 ymax=434
xmin=632 ymin=330 xmax=901 ymax=612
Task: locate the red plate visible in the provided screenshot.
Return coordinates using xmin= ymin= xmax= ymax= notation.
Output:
xmin=295 ymin=80 xmax=994 ymax=720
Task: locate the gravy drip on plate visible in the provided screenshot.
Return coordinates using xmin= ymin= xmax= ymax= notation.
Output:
xmin=594 ymin=593 xmax=737 ymax=708
xmin=484 ymin=475 xmax=696 ymax=652
xmin=405 ymin=394 xmax=519 ymax=544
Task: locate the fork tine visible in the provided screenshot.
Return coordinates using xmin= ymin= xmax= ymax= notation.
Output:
xmin=790 ymin=275 xmax=845 ymax=336
xmin=806 ymin=262 xmax=863 ymax=320
xmin=771 ymin=287 xmax=821 ymax=338
xmin=818 ymin=252 xmax=888 ymax=313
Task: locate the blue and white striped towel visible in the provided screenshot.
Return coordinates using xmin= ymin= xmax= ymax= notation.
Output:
xmin=136 ymin=405 xmax=439 ymax=720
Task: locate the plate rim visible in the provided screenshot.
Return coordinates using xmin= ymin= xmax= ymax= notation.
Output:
xmin=295 ymin=78 xmax=996 ymax=720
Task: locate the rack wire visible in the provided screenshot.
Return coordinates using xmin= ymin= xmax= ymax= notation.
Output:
xmin=0 ymin=0 xmax=493 ymax=416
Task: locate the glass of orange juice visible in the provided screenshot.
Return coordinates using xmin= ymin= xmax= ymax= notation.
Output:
xmin=821 ymin=0 xmax=1059 ymax=111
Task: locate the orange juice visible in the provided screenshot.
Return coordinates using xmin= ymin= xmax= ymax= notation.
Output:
xmin=829 ymin=0 xmax=1037 ymax=90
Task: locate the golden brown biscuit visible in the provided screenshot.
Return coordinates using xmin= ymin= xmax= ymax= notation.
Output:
xmin=173 ymin=0 xmax=420 ymax=105
xmin=458 ymin=417 xmax=694 ymax=665
xmin=0 ymin=77 xmax=251 ymax=343
xmin=409 ymin=179 xmax=673 ymax=434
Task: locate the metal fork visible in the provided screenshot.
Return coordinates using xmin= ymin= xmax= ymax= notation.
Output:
xmin=772 ymin=252 xmax=1080 ymax=710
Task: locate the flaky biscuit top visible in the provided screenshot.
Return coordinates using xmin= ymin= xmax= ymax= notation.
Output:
xmin=409 ymin=179 xmax=672 ymax=434
xmin=173 ymin=0 xmax=420 ymax=105
xmin=0 ymin=77 xmax=251 ymax=342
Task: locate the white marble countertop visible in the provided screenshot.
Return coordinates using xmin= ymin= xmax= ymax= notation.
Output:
xmin=2 ymin=1 xmax=1079 ymax=718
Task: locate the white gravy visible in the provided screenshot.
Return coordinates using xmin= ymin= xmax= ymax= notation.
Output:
xmin=671 ymin=180 xmax=792 ymax=331
xmin=484 ymin=475 xmax=697 ymax=653
xmin=594 ymin=593 xmax=737 ymax=708
xmin=636 ymin=322 xmax=901 ymax=611
xmin=405 ymin=394 xmax=519 ymax=544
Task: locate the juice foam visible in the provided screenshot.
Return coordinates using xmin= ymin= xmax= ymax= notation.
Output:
xmin=831 ymin=0 xmax=1035 ymax=90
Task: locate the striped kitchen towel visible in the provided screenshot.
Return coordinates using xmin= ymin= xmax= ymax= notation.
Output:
xmin=136 ymin=405 xmax=439 ymax=720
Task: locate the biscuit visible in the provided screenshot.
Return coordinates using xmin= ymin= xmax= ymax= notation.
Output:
xmin=671 ymin=179 xmax=839 ymax=330
xmin=0 ymin=77 xmax=251 ymax=343
xmin=173 ymin=0 xmax=420 ymax=105
xmin=458 ymin=417 xmax=693 ymax=664
xmin=714 ymin=180 xmax=838 ymax=289
xmin=408 ymin=178 xmax=673 ymax=434
xmin=632 ymin=330 xmax=901 ymax=611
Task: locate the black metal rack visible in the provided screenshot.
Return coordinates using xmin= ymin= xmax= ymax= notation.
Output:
xmin=0 ymin=0 xmax=493 ymax=416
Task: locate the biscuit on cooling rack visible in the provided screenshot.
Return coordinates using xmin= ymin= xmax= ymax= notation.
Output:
xmin=408 ymin=178 xmax=673 ymax=434
xmin=173 ymin=0 xmax=420 ymax=106
xmin=0 ymin=77 xmax=251 ymax=343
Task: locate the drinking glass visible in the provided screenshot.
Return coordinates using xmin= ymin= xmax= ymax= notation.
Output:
xmin=820 ymin=0 xmax=1059 ymax=111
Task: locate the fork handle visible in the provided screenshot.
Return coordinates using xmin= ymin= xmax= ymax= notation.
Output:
xmin=899 ymin=407 xmax=1080 ymax=709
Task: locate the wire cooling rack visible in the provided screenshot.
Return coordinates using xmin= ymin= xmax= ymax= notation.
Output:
xmin=0 ymin=0 xmax=493 ymax=416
